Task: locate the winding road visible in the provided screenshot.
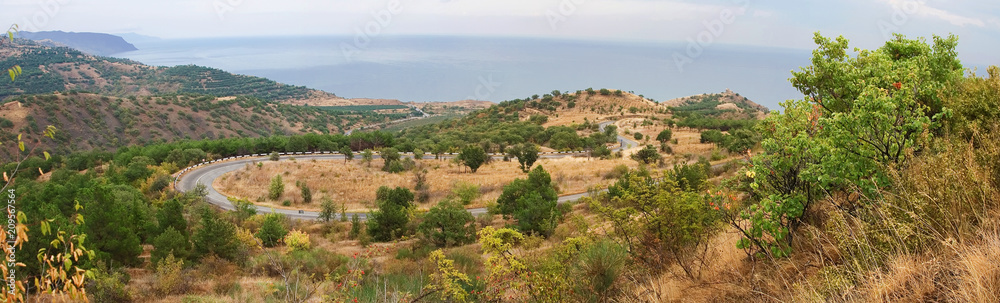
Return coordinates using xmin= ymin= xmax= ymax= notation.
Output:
xmin=175 ymin=120 xmax=640 ymax=221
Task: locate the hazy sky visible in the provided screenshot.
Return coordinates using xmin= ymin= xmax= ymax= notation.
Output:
xmin=2 ymin=0 xmax=997 ymax=63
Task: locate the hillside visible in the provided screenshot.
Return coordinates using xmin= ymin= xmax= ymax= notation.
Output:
xmin=0 ymin=40 xmax=399 ymax=106
xmin=18 ymin=31 xmax=138 ymax=56
xmin=0 ymin=92 xmax=408 ymax=156
xmin=664 ymin=88 xmax=769 ymax=120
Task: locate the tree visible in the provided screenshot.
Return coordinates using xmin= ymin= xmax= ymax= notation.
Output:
xmin=256 ymin=213 xmax=289 ymax=247
xmin=157 ymin=198 xmax=188 ymax=238
xmin=319 ymin=197 xmax=337 ymax=222
xmin=151 ymin=227 xmax=191 ymax=266
xmin=83 ymin=184 xmax=146 ymax=267
xmin=381 ymin=147 xmax=400 ymax=172
xmin=630 ymin=145 xmax=661 ymax=165
xmin=656 ymin=129 xmax=673 ymax=143
xmin=361 ymin=149 xmax=373 ymax=167
xmin=458 ymin=145 xmax=488 ymax=173
xmin=300 ymin=183 xmax=312 ymax=203
xmin=633 ymin=132 xmax=643 ymax=140
xmin=269 ymin=174 xmax=284 ymax=200
xmin=192 ymin=208 xmax=243 ymax=262
xmin=497 ymin=166 xmax=560 ymax=236
xmin=419 ymin=200 xmax=476 ymax=247
xmin=413 ymin=148 xmax=425 ymax=160
xmin=506 ymin=143 xmax=539 ymax=173
xmin=366 ymin=186 xmax=415 ymax=241
xmin=340 ymin=146 xmax=354 ymax=163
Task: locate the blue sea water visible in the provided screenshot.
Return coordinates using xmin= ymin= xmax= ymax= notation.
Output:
xmin=115 ymin=35 xmax=814 ymax=111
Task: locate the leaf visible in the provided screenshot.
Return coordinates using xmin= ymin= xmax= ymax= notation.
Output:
xmin=3 ymin=171 xmax=8 ymax=183
xmin=43 ymin=151 xmax=50 ymax=160
xmin=18 ymin=141 xmax=24 ymax=152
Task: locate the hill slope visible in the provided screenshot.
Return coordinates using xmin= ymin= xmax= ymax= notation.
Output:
xmin=0 ymin=40 xmax=392 ymax=106
xmin=0 ymin=92 xmax=409 ymax=155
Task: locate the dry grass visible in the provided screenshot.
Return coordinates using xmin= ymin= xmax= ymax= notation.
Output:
xmin=214 ymin=157 xmax=638 ymax=212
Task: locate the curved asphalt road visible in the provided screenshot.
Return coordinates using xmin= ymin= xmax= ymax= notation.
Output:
xmin=175 ymin=120 xmax=640 ymax=221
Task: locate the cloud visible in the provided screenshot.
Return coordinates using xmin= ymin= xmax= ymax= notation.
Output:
xmin=881 ymin=0 xmax=986 ymax=27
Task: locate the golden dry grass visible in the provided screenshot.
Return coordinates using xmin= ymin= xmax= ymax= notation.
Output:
xmin=214 ymin=157 xmax=638 ymax=212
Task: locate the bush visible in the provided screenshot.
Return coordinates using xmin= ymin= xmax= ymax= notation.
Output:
xmin=154 ymin=253 xmax=188 ymax=295
xmin=633 ymin=132 xmax=643 ymax=140
xmin=419 ymin=200 xmax=476 ymax=247
xmin=451 ymin=181 xmax=480 ymax=205
xmin=284 ymin=229 xmax=311 ymax=252
xmin=88 ymin=266 xmax=133 ymax=302
xmin=575 ymin=240 xmax=628 ymax=301
xmin=269 ymin=151 xmax=280 ymax=161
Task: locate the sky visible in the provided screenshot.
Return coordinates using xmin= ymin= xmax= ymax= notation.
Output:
xmin=2 ymin=0 xmax=997 ymax=63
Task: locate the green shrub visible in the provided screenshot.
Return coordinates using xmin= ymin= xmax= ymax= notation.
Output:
xmin=451 ymin=181 xmax=480 ymax=205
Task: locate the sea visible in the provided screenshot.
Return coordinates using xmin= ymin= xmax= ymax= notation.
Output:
xmin=114 ymin=35 xmax=817 ymax=111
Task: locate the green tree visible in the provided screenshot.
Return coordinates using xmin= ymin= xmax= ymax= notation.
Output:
xmin=413 ymin=148 xmax=425 ymax=160
xmin=319 ymin=197 xmax=337 ymax=222
xmin=630 ymin=145 xmax=661 ymax=165
xmin=381 ymin=147 xmax=400 ymax=172
xmin=361 ymin=149 xmax=373 ymax=167
xmin=268 ymin=174 xmax=284 ymax=200
xmin=458 ymin=145 xmax=488 ymax=173
xmin=157 ymin=199 xmax=188 ymax=238
xmin=192 ymin=208 xmax=243 ymax=262
xmin=506 ymin=143 xmax=539 ymax=173
xmin=83 ymin=184 xmax=146 ymax=267
xmin=151 ymin=227 xmax=191 ymax=266
xmin=418 ymin=200 xmax=476 ymax=247
xmin=340 ymin=146 xmax=354 ymax=163
xmin=366 ymin=186 xmax=415 ymax=241
xmin=256 ymin=213 xmax=288 ymax=247
xmin=497 ymin=166 xmax=560 ymax=236
xmin=656 ymin=129 xmax=673 ymax=142
xmin=300 ymin=183 xmax=312 ymax=203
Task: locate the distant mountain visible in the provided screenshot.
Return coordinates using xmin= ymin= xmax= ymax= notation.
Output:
xmin=18 ymin=31 xmax=138 ymax=56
